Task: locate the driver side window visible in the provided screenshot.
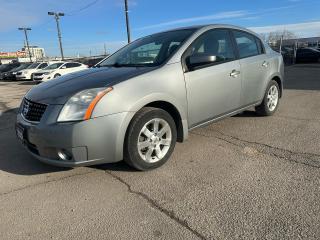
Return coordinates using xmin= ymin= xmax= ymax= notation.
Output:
xmin=187 ymin=29 xmax=236 ymax=65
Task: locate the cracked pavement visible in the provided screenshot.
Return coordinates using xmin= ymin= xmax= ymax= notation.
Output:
xmin=0 ymin=64 xmax=319 ymax=240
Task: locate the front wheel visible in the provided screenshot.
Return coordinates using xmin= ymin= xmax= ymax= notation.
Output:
xmin=255 ymin=80 xmax=280 ymax=116
xmin=124 ymin=107 xmax=177 ymax=171
xmin=54 ymin=74 xmax=61 ymax=78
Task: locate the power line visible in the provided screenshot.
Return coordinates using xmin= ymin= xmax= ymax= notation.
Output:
xmin=65 ymin=0 xmax=100 ymax=16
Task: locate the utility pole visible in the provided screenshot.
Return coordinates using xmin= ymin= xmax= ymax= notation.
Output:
xmin=48 ymin=12 xmax=65 ymax=60
xmin=124 ymin=0 xmax=131 ymax=43
xmin=104 ymin=43 xmax=107 ymax=56
xmin=18 ymin=27 xmax=32 ymax=62
xmin=279 ymin=35 xmax=283 ymax=53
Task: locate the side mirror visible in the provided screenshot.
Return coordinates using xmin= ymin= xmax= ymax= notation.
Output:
xmin=187 ymin=55 xmax=217 ymax=70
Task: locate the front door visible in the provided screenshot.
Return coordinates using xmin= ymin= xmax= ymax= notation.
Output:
xmin=183 ymin=29 xmax=242 ymax=128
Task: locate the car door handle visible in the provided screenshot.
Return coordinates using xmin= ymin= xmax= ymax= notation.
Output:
xmin=262 ymin=61 xmax=269 ymax=68
xmin=230 ymin=70 xmax=241 ymax=78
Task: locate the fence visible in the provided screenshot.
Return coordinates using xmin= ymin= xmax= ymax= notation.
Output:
xmin=270 ymin=37 xmax=320 ymax=65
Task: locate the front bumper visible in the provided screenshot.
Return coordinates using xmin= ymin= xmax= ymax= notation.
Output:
xmin=16 ymin=106 xmax=129 ymax=167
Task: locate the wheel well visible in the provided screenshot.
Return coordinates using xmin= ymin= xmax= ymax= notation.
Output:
xmin=272 ymin=76 xmax=282 ymax=97
xmin=145 ymin=101 xmax=184 ymax=142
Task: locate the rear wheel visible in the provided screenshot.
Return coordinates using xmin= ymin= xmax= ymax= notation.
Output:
xmin=255 ymin=80 xmax=280 ymax=116
xmin=124 ymin=107 xmax=177 ymax=171
xmin=54 ymin=74 xmax=61 ymax=78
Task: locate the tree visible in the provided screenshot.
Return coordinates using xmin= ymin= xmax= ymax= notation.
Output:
xmin=260 ymin=30 xmax=297 ymax=44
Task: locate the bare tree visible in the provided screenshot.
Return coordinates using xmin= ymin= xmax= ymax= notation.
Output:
xmin=260 ymin=30 xmax=297 ymax=44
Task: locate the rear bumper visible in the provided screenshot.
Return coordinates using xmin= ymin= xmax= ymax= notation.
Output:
xmin=16 ymin=109 xmax=130 ymax=167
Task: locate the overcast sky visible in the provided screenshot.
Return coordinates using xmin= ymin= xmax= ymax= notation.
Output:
xmin=0 ymin=0 xmax=319 ymax=57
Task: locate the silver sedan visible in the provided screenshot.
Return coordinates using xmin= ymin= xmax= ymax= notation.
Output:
xmin=16 ymin=24 xmax=284 ymax=171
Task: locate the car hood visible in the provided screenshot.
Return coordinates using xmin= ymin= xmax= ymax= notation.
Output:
xmin=26 ymin=67 xmax=156 ymax=104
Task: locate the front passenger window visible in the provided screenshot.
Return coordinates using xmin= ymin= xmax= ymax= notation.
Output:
xmin=187 ymin=29 xmax=236 ymax=65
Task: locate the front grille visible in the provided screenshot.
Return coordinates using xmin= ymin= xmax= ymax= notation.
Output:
xmin=21 ymin=98 xmax=47 ymax=122
xmin=16 ymin=72 xmax=22 ymax=76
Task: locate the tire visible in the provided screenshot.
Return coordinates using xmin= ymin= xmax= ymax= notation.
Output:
xmin=255 ymin=80 xmax=280 ymax=116
xmin=124 ymin=107 xmax=177 ymax=171
xmin=54 ymin=74 xmax=61 ymax=78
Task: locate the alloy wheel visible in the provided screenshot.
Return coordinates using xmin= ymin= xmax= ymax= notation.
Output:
xmin=137 ymin=118 xmax=172 ymax=163
xmin=267 ymin=85 xmax=279 ymax=112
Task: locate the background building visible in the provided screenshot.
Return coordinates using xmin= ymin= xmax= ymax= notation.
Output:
xmin=22 ymin=46 xmax=46 ymax=60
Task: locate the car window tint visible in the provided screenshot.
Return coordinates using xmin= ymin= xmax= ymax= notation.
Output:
xmin=65 ymin=63 xmax=74 ymax=68
xmin=39 ymin=63 xmax=48 ymax=69
xmin=188 ymin=29 xmax=236 ymax=64
xmin=233 ymin=31 xmax=259 ymax=58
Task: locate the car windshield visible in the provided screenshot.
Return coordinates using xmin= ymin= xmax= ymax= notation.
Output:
xmin=12 ymin=63 xmax=31 ymax=72
xmin=99 ymin=29 xmax=196 ymax=67
xmin=27 ymin=63 xmax=40 ymax=69
xmin=0 ymin=64 xmax=8 ymax=70
xmin=44 ymin=63 xmax=64 ymax=70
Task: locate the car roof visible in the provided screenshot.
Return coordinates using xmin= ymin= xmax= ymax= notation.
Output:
xmin=151 ymin=24 xmax=263 ymax=40
xmin=159 ymin=24 xmax=252 ymax=33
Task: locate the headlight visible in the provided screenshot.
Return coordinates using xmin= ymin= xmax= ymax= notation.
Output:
xmin=57 ymin=87 xmax=113 ymax=122
xmin=23 ymin=71 xmax=28 ymax=74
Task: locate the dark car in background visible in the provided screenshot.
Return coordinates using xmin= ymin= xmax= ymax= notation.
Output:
xmin=2 ymin=63 xmax=33 ymax=81
xmin=77 ymin=57 xmax=105 ymax=68
xmin=0 ymin=62 xmax=21 ymax=80
xmin=296 ymin=48 xmax=320 ymax=63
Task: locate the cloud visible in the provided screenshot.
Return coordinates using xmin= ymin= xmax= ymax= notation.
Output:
xmin=134 ymin=5 xmax=298 ymax=31
xmin=135 ymin=11 xmax=249 ymax=30
xmin=249 ymin=21 xmax=320 ymax=37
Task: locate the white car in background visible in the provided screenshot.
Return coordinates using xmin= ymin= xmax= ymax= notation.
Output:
xmin=16 ymin=62 xmax=49 ymax=80
xmin=33 ymin=62 xmax=88 ymax=82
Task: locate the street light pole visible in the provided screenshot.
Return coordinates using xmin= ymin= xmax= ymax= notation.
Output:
xmin=48 ymin=12 xmax=65 ymax=60
xmin=124 ymin=0 xmax=131 ymax=43
xmin=18 ymin=27 xmax=32 ymax=62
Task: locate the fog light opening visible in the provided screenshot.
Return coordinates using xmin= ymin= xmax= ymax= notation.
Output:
xmin=57 ymin=150 xmax=72 ymax=161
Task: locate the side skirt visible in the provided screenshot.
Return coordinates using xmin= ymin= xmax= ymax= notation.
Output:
xmin=189 ymin=102 xmax=260 ymax=131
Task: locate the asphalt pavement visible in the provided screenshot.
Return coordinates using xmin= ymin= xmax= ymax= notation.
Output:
xmin=0 ymin=64 xmax=319 ymax=240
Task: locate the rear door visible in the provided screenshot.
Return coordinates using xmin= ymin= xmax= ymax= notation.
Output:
xmin=232 ymin=30 xmax=271 ymax=107
xmin=183 ymin=29 xmax=242 ymax=128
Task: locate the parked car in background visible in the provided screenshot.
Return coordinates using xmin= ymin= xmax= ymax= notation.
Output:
xmin=0 ymin=62 xmax=21 ymax=80
xmin=33 ymin=62 xmax=88 ymax=82
xmin=86 ymin=57 xmax=105 ymax=67
xmin=296 ymin=48 xmax=320 ymax=63
xmin=17 ymin=24 xmax=284 ymax=170
xmin=16 ymin=62 xmax=49 ymax=80
xmin=2 ymin=63 xmax=33 ymax=81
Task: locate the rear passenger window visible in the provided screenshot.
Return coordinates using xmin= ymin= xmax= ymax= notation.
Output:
xmin=233 ymin=31 xmax=260 ymax=58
